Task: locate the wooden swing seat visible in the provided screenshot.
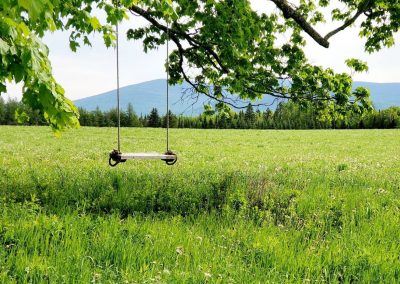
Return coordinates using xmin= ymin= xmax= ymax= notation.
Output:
xmin=109 ymin=150 xmax=177 ymax=166
xmin=120 ymin=152 xmax=177 ymax=160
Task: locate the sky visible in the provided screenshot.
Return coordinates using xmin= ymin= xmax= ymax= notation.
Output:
xmin=5 ymin=1 xmax=400 ymax=101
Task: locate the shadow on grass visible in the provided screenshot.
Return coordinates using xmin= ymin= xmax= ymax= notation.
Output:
xmin=1 ymin=168 xmax=306 ymax=224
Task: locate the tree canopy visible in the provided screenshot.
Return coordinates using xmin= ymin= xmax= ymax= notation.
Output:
xmin=1 ymin=0 xmax=399 ymax=131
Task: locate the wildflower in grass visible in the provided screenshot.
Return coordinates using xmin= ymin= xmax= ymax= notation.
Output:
xmin=377 ymin=188 xmax=386 ymax=194
xmin=176 ymin=246 xmax=184 ymax=255
xmin=163 ymin=269 xmax=171 ymax=275
xmin=92 ymin=272 xmax=101 ymax=282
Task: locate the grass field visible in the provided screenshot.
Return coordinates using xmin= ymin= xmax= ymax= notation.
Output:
xmin=1 ymin=126 xmax=400 ymax=283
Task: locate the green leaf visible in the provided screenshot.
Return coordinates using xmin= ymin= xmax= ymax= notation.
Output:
xmin=203 ymin=104 xmax=215 ymax=116
xmin=0 ymin=83 xmax=7 ymax=93
xmin=12 ymin=64 xmax=25 ymax=83
xmin=69 ymin=41 xmax=79 ymax=52
xmin=89 ymin=17 xmax=101 ymax=30
xmin=345 ymin=59 xmax=369 ymax=73
xmin=83 ymin=36 xmax=92 ymax=47
xmin=18 ymin=22 xmax=30 ymax=36
xmin=18 ymin=0 xmax=46 ymax=20
xmin=15 ymin=108 xmax=30 ymax=124
xmin=55 ymin=84 xmax=65 ymax=95
xmin=0 ymin=38 xmax=10 ymax=53
xmin=45 ymin=12 xmax=57 ymax=32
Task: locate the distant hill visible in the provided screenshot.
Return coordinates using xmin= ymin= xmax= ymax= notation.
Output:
xmin=74 ymin=79 xmax=210 ymax=116
xmin=74 ymin=79 xmax=400 ymax=115
xmin=353 ymin=82 xmax=400 ymax=110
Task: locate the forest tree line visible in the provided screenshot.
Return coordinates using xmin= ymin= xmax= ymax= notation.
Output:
xmin=1 ymin=97 xmax=400 ymax=129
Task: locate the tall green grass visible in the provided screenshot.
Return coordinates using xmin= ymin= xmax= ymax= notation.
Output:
xmin=1 ymin=126 xmax=399 ymax=282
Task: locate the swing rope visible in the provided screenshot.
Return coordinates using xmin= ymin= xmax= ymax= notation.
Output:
xmin=166 ymin=20 xmax=170 ymax=153
xmin=116 ymin=22 xmax=121 ymax=153
xmin=163 ymin=19 xmax=177 ymax=165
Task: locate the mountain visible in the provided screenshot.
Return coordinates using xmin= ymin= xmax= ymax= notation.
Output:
xmin=74 ymin=79 xmax=400 ymax=115
xmin=74 ymin=79 xmax=209 ymax=116
xmin=353 ymin=82 xmax=400 ymax=110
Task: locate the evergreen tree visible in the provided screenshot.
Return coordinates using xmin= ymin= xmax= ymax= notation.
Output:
xmin=148 ymin=108 xmax=161 ymax=127
xmin=263 ymin=109 xmax=273 ymax=129
xmin=93 ymin=107 xmax=104 ymax=127
xmin=244 ymin=103 xmax=256 ymax=128
xmin=126 ymin=103 xmax=140 ymax=127
xmin=235 ymin=111 xmax=242 ymax=129
xmin=0 ymin=97 xmax=5 ymax=124
xmin=78 ymin=107 xmax=90 ymax=126
xmin=2 ymin=97 xmax=400 ymax=130
xmin=105 ymin=108 xmax=117 ymax=127
xmin=162 ymin=110 xmax=178 ymax=128
xmin=4 ymin=99 xmax=19 ymax=125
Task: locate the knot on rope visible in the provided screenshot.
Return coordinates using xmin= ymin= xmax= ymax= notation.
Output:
xmin=109 ymin=149 xmax=126 ymax=167
xmin=162 ymin=150 xmax=178 ymax=165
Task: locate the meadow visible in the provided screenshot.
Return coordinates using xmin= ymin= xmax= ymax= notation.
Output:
xmin=0 ymin=126 xmax=399 ymax=283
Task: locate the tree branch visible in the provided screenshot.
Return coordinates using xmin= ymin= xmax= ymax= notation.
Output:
xmin=270 ymin=0 xmax=330 ymax=48
xmin=270 ymin=0 xmax=372 ymax=48
xmin=324 ymin=0 xmax=372 ymax=41
xmin=129 ymin=4 xmax=230 ymax=73
xmin=128 ymin=3 xmax=348 ymax=109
